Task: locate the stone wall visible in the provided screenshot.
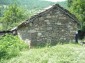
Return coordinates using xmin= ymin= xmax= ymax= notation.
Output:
xmin=17 ymin=5 xmax=78 ymax=46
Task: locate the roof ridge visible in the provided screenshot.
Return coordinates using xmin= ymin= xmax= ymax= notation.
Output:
xmin=56 ymin=4 xmax=80 ymax=25
xmin=16 ymin=4 xmax=81 ymax=29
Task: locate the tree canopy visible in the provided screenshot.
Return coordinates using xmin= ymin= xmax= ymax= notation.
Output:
xmin=1 ymin=4 xmax=25 ymax=30
xmin=68 ymin=0 xmax=85 ymax=30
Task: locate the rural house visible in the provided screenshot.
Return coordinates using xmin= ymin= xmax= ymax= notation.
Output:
xmin=10 ymin=4 xmax=80 ymax=46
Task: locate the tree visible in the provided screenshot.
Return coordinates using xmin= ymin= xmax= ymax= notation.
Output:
xmin=2 ymin=4 xmax=25 ymax=30
xmin=67 ymin=0 xmax=73 ymax=7
xmin=68 ymin=0 xmax=85 ymax=30
xmin=0 ymin=7 xmax=1 ymax=17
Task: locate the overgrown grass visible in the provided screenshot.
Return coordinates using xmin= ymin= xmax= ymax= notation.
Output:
xmin=1 ymin=44 xmax=85 ymax=63
xmin=0 ymin=34 xmax=28 ymax=60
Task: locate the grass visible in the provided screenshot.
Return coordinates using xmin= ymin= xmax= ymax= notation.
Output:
xmin=1 ymin=44 xmax=85 ymax=63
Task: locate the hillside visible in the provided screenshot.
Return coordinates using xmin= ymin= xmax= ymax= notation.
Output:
xmin=1 ymin=44 xmax=85 ymax=63
xmin=0 ymin=0 xmax=67 ymax=10
xmin=0 ymin=0 xmax=67 ymax=30
xmin=16 ymin=0 xmax=67 ymax=10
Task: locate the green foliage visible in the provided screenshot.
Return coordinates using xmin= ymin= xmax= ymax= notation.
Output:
xmin=0 ymin=5 xmax=6 ymax=17
xmin=9 ymin=0 xmax=54 ymax=10
xmin=0 ymin=0 xmax=67 ymax=10
xmin=67 ymin=0 xmax=73 ymax=7
xmin=68 ymin=0 xmax=85 ymax=30
xmin=0 ymin=34 xmax=28 ymax=59
xmin=1 ymin=4 xmax=26 ymax=30
xmin=0 ymin=7 xmax=2 ymax=17
xmin=0 ymin=0 xmax=15 ymax=5
xmin=15 ymin=0 xmax=67 ymax=10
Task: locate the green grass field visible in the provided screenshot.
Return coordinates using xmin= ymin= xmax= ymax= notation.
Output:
xmin=1 ymin=44 xmax=85 ymax=63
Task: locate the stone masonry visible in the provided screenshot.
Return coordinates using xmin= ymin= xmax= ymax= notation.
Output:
xmin=16 ymin=4 xmax=80 ymax=46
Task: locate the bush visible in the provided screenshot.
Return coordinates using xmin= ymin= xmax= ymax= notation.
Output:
xmin=0 ymin=34 xmax=28 ymax=59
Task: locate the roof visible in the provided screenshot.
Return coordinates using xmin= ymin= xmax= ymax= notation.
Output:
xmin=16 ymin=4 xmax=81 ymax=29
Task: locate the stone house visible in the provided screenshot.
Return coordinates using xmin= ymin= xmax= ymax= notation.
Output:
xmin=12 ymin=4 xmax=80 ymax=46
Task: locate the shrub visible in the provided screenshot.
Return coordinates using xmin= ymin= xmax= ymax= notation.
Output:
xmin=0 ymin=34 xmax=28 ymax=59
